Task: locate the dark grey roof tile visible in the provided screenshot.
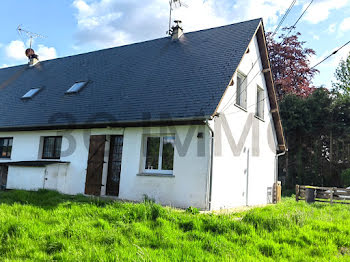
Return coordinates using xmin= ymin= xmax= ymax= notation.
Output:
xmin=0 ymin=18 xmax=261 ymax=129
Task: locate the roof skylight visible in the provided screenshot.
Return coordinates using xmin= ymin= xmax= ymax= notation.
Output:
xmin=22 ymin=87 xmax=41 ymax=99
xmin=66 ymin=81 xmax=88 ymax=94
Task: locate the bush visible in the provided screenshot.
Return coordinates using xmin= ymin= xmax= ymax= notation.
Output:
xmin=341 ymin=169 xmax=350 ymax=187
xmin=186 ymin=206 xmax=199 ymax=215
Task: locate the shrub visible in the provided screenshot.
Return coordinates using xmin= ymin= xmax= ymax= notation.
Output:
xmin=143 ymin=194 xmax=155 ymax=204
xmin=341 ymin=169 xmax=350 ymax=187
xmin=186 ymin=206 xmax=199 ymax=215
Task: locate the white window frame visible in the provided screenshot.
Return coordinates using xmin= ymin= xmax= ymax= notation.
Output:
xmin=255 ymin=85 xmax=265 ymax=120
xmin=143 ymin=134 xmax=175 ymax=175
xmin=236 ymin=71 xmax=247 ymax=110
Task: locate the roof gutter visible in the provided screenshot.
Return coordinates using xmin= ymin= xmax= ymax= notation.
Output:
xmin=0 ymin=116 xmax=212 ymax=132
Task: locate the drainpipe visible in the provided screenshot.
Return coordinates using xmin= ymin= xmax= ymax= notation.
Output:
xmin=275 ymin=149 xmax=287 ymax=184
xmin=205 ymin=119 xmax=214 ymax=211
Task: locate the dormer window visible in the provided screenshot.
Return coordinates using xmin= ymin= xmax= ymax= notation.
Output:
xmin=22 ymin=87 xmax=41 ymax=99
xmin=66 ymin=81 xmax=88 ymax=94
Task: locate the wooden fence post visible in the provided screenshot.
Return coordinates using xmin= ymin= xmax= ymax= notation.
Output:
xmin=296 ymin=185 xmax=300 ymax=202
xmin=330 ymin=188 xmax=335 ymax=205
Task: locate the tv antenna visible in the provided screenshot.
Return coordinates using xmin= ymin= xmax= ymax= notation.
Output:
xmin=17 ymin=25 xmax=46 ymax=49
xmin=168 ymin=0 xmax=188 ymax=35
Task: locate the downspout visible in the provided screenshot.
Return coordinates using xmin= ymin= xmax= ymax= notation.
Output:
xmin=275 ymin=149 xmax=287 ymax=184
xmin=205 ymin=119 xmax=214 ymax=211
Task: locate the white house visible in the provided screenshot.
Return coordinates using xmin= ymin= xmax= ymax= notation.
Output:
xmin=0 ymin=18 xmax=285 ymax=210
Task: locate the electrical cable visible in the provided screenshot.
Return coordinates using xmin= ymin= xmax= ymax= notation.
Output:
xmin=311 ymin=40 xmax=350 ymax=69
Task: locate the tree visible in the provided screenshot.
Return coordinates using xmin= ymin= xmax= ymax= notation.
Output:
xmin=266 ymin=28 xmax=319 ymax=101
xmin=279 ymin=89 xmax=350 ymax=190
xmin=333 ymin=52 xmax=350 ymax=96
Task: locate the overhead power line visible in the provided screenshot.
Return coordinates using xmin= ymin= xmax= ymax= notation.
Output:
xmin=272 ymin=0 xmax=297 ymax=37
xmin=224 ymin=94 xmax=268 ymax=116
xmin=285 ymin=0 xmax=314 ymax=37
xmin=221 ymin=0 xmax=298 ymax=112
xmin=311 ymin=40 xmax=350 ymax=69
xmin=220 ymin=56 xmax=261 ymax=112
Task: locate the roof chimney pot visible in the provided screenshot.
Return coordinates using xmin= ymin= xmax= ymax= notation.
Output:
xmin=25 ymin=48 xmax=39 ymax=67
xmin=171 ymin=20 xmax=183 ymax=41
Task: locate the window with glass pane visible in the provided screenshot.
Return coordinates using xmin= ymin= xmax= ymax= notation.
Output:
xmin=42 ymin=136 xmax=62 ymax=159
xmin=22 ymin=87 xmax=41 ymax=99
xmin=162 ymin=136 xmax=175 ymax=170
xmin=144 ymin=135 xmax=175 ymax=173
xmin=66 ymin=81 xmax=87 ymax=94
xmin=145 ymin=137 xmax=160 ymax=170
xmin=236 ymin=73 xmax=247 ymax=109
xmin=256 ymin=86 xmax=264 ymax=119
xmin=0 ymin=138 xmax=13 ymax=158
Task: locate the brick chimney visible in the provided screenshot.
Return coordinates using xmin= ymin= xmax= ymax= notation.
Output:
xmin=171 ymin=20 xmax=184 ymax=41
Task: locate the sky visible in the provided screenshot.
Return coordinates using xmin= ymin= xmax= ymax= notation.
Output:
xmin=0 ymin=0 xmax=349 ymax=89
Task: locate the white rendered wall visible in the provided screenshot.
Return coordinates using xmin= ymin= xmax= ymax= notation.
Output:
xmin=0 ymin=125 xmax=210 ymax=209
xmin=6 ymin=164 xmax=69 ymax=192
xmin=0 ymin=129 xmax=90 ymax=194
xmin=209 ymin=35 xmax=278 ymax=210
xmin=7 ymin=167 xmax=46 ymax=191
xmin=118 ymin=125 xmax=210 ymax=209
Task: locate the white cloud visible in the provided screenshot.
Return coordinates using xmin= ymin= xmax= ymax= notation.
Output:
xmin=72 ymin=0 xmax=301 ymax=48
xmin=5 ymin=40 xmax=27 ymax=61
xmin=312 ymin=35 xmax=320 ymax=40
xmin=36 ymin=44 xmax=57 ymax=61
xmin=340 ymin=17 xmax=350 ymax=32
xmin=233 ymin=0 xmax=294 ymax=26
xmin=72 ymin=0 xmax=168 ymax=47
xmin=328 ymin=23 xmax=336 ymax=33
xmin=5 ymin=40 xmax=57 ymax=63
xmin=303 ymin=0 xmax=349 ymax=24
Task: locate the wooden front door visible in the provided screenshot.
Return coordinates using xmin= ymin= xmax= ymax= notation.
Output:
xmin=85 ymin=135 xmax=106 ymax=196
xmin=106 ymin=136 xmax=123 ymax=196
xmin=0 ymin=165 xmax=8 ymax=190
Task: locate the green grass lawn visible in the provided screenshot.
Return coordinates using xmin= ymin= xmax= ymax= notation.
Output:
xmin=0 ymin=190 xmax=350 ymax=261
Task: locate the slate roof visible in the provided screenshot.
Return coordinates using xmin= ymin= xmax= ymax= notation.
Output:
xmin=0 ymin=18 xmax=261 ymax=130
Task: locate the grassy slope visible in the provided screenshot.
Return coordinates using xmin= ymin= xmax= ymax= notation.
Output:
xmin=0 ymin=190 xmax=349 ymax=261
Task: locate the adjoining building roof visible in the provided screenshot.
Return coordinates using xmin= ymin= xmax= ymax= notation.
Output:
xmin=0 ymin=18 xmax=262 ymax=130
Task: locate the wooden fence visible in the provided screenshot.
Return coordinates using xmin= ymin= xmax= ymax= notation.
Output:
xmin=296 ymin=185 xmax=350 ymax=204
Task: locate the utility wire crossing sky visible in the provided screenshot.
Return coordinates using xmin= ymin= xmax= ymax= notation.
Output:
xmin=0 ymin=0 xmax=349 ymax=89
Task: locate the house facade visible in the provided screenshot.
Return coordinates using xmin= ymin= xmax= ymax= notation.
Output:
xmin=0 ymin=19 xmax=285 ymax=210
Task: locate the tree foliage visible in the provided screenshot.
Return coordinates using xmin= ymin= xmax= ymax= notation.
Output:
xmin=265 ymin=29 xmax=350 ymax=190
xmin=279 ymin=89 xmax=350 ymax=189
xmin=266 ymin=29 xmax=318 ymax=101
xmin=333 ymin=52 xmax=350 ymax=96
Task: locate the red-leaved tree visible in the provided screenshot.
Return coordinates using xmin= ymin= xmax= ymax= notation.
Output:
xmin=266 ymin=28 xmax=319 ymax=101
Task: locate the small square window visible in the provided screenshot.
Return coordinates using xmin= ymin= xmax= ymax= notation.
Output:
xmin=42 ymin=136 xmax=62 ymax=159
xmin=22 ymin=87 xmax=41 ymax=99
xmin=0 ymin=138 xmax=13 ymax=158
xmin=66 ymin=81 xmax=88 ymax=94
